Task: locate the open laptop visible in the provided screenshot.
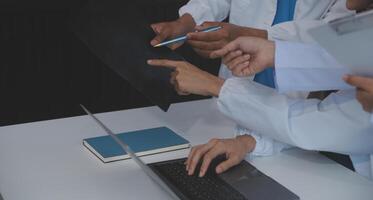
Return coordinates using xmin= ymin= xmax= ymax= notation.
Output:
xmin=81 ymin=105 xmax=299 ymax=200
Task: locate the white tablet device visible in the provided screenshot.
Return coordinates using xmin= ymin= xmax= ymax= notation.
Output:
xmin=309 ymin=10 xmax=373 ymax=76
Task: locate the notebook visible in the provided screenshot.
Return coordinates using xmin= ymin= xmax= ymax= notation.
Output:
xmin=83 ymin=127 xmax=190 ymax=163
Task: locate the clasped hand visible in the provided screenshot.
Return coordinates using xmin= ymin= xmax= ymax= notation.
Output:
xmin=210 ymin=36 xmax=275 ymax=77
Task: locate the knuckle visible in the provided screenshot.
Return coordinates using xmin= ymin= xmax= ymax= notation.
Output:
xmin=209 ymin=138 xmax=219 ymax=145
xmin=216 ymin=140 xmax=225 ymax=147
xmin=190 ymin=145 xmax=200 ymax=151
xmin=203 ymin=155 xmax=212 ymax=166
xmin=192 ymin=156 xmax=200 ymax=164
xmin=190 ymin=160 xmax=198 ymax=168
xmin=203 ymin=154 xmax=212 ymax=162
xmin=193 ymin=148 xmax=202 ymax=157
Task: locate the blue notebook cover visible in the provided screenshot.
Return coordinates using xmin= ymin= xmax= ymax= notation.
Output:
xmin=83 ymin=127 xmax=190 ymax=163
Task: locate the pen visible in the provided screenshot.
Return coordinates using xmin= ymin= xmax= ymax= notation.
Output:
xmin=153 ymin=26 xmax=222 ymax=48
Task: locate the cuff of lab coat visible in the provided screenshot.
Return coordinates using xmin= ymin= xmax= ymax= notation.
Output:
xmin=234 ymin=126 xmax=275 ymax=157
xmin=267 ymin=25 xmax=288 ymax=42
xmin=274 ymin=40 xmax=294 ymax=94
xmin=179 ymin=3 xmax=212 ymax=25
xmin=250 ymin=132 xmax=293 ymax=157
xmin=267 ymin=23 xmax=292 ymax=42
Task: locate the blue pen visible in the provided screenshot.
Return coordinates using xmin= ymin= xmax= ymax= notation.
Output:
xmin=153 ymin=26 xmax=222 ymax=48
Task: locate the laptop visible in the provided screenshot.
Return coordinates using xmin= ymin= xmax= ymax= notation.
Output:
xmin=81 ymin=105 xmax=300 ymax=200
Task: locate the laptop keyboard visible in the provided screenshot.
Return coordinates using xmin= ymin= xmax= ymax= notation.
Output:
xmin=151 ymin=157 xmax=247 ymax=200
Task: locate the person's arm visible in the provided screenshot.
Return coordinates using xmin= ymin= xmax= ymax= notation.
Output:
xmin=217 ymin=78 xmax=373 ymax=155
xmin=147 ymin=38 xmax=352 ymax=96
xmin=211 ymin=37 xmax=354 ymax=92
xmin=268 ymin=0 xmax=354 ymax=43
xmin=236 ymin=126 xmax=293 ymax=157
xmin=183 ymin=125 xmax=293 ymax=177
xmin=178 ymin=0 xmax=232 ymax=26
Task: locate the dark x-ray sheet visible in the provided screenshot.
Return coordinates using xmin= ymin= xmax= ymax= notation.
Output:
xmin=71 ymin=1 xmax=184 ymax=111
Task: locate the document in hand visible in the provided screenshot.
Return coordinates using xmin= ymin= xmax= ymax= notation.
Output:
xmin=309 ymin=10 xmax=373 ymax=76
xmin=71 ymin=0 xmax=184 ymax=111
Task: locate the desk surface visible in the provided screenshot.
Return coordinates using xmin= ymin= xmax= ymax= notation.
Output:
xmin=0 ymin=99 xmax=372 ymax=200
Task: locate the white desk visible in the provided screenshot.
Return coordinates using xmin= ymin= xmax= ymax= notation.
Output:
xmin=0 ymin=99 xmax=372 ymax=200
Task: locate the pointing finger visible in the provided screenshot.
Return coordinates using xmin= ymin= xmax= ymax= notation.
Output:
xmin=147 ymin=59 xmax=182 ymax=69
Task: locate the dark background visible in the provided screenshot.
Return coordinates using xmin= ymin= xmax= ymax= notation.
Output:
xmin=0 ymin=0 xmax=221 ymax=126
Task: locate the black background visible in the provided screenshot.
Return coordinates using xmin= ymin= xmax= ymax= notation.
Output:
xmin=0 ymin=0 xmax=221 ymax=126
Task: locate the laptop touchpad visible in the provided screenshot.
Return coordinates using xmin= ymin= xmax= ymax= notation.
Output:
xmin=219 ymin=161 xmax=299 ymax=200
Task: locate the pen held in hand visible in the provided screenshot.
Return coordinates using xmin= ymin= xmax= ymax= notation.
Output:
xmin=153 ymin=26 xmax=222 ymax=48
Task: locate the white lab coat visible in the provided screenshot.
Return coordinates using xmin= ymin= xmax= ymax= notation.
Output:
xmin=217 ymin=40 xmax=373 ymax=179
xmin=274 ymin=40 xmax=373 ymax=179
xmin=179 ymin=0 xmax=353 ymax=78
xmin=179 ymin=0 xmax=354 ymax=157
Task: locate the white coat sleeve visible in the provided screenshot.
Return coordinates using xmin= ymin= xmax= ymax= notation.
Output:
xmin=217 ymin=78 xmax=373 ymax=155
xmin=236 ymin=126 xmax=293 ymax=157
xmin=178 ymin=0 xmax=231 ymax=25
xmin=267 ymin=0 xmax=354 ymax=43
xmin=274 ymin=40 xmax=353 ymax=93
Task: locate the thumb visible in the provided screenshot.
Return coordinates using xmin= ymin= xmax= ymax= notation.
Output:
xmin=195 ymin=21 xmax=220 ymax=31
xmin=216 ymin=156 xmax=241 ymax=174
xmin=151 ymin=33 xmax=168 ymax=46
xmin=246 ymin=59 xmax=265 ymax=75
xmin=210 ymin=40 xmax=240 ymax=59
xmin=232 ymin=58 xmax=265 ymax=77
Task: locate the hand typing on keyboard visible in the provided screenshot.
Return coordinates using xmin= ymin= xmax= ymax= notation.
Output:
xmin=152 ymin=157 xmax=247 ymax=200
xmin=186 ymin=135 xmax=256 ymax=177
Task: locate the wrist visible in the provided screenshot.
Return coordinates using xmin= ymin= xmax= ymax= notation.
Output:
xmin=236 ymin=135 xmax=256 ymax=153
xmin=178 ymin=13 xmax=196 ymax=32
xmin=239 ymin=27 xmax=268 ymax=39
xmin=264 ymin=41 xmax=275 ymax=67
xmin=206 ymin=76 xmax=225 ymax=97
